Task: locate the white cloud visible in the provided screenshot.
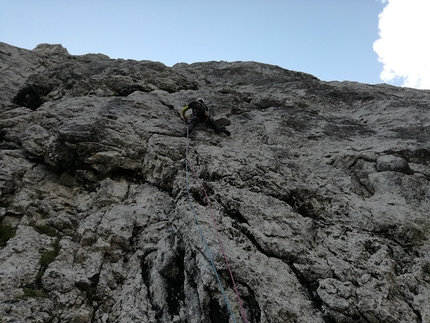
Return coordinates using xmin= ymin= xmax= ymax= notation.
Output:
xmin=373 ymin=0 xmax=430 ymax=89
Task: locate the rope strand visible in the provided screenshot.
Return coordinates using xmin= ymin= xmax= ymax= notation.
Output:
xmin=188 ymin=165 xmax=249 ymax=323
xmin=185 ymin=128 xmax=248 ymax=323
xmin=185 ymin=129 xmax=238 ymax=323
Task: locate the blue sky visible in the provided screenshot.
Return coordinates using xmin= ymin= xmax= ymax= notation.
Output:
xmin=1 ymin=1 xmax=429 ymax=89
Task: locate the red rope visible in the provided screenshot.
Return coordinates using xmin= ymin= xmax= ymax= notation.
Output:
xmin=188 ymin=162 xmax=249 ymax=323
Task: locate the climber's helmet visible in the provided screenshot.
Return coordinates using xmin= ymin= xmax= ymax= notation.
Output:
xmin=197 ymin=98 xmax=204 ymax=104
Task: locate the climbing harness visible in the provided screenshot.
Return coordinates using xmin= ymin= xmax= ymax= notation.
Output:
xmin=185 ymin=128 xmax=248 ymax=323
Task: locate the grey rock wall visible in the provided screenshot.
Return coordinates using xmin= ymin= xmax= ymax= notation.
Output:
xmin=1 ymin=42 xmax=429 ymax=323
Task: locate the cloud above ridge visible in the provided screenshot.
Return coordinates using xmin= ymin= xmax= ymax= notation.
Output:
xmin=373 ymin=0 xmax=430 ymax=89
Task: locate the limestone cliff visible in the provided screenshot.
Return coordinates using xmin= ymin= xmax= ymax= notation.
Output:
xmin=1 ymin=42 xmax=429 ymax=323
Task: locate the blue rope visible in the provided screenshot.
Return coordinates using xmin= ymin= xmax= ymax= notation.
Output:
xmin=185 ymin=128 xmax=237 ymax=323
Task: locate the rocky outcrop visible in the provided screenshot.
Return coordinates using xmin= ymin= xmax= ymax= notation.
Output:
xmin=1 ymin=42 xmax=429 ymax=323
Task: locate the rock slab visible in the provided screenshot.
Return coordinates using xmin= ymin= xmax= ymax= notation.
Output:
xmin=1 ymin=42 xmax=430 ymax=323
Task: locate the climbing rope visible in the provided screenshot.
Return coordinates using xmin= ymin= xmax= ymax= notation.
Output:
xmin=185 ymin=128 xmax=248 ymax=323
xmin=188 ymin=165 xmax=249 ymax=323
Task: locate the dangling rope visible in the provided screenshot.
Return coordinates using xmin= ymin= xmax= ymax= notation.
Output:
xmin=188 ymin=165 xmax=249 ymax=323
xmin=185 ymin=128 xmax=237 ymax=323
xmin=185 ymin=128 xmax=249 ymax=323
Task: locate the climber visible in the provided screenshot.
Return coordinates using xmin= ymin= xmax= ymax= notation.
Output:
xmin=182 ymin=98 xmax=230 ymax=137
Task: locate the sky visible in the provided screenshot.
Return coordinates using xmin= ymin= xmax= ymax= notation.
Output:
xmin=1 ymin=0 xmax=429 ymax=89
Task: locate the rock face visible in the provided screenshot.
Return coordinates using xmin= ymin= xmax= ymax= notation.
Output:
xmin=1 ymin=42 xmax=430 ymax=323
